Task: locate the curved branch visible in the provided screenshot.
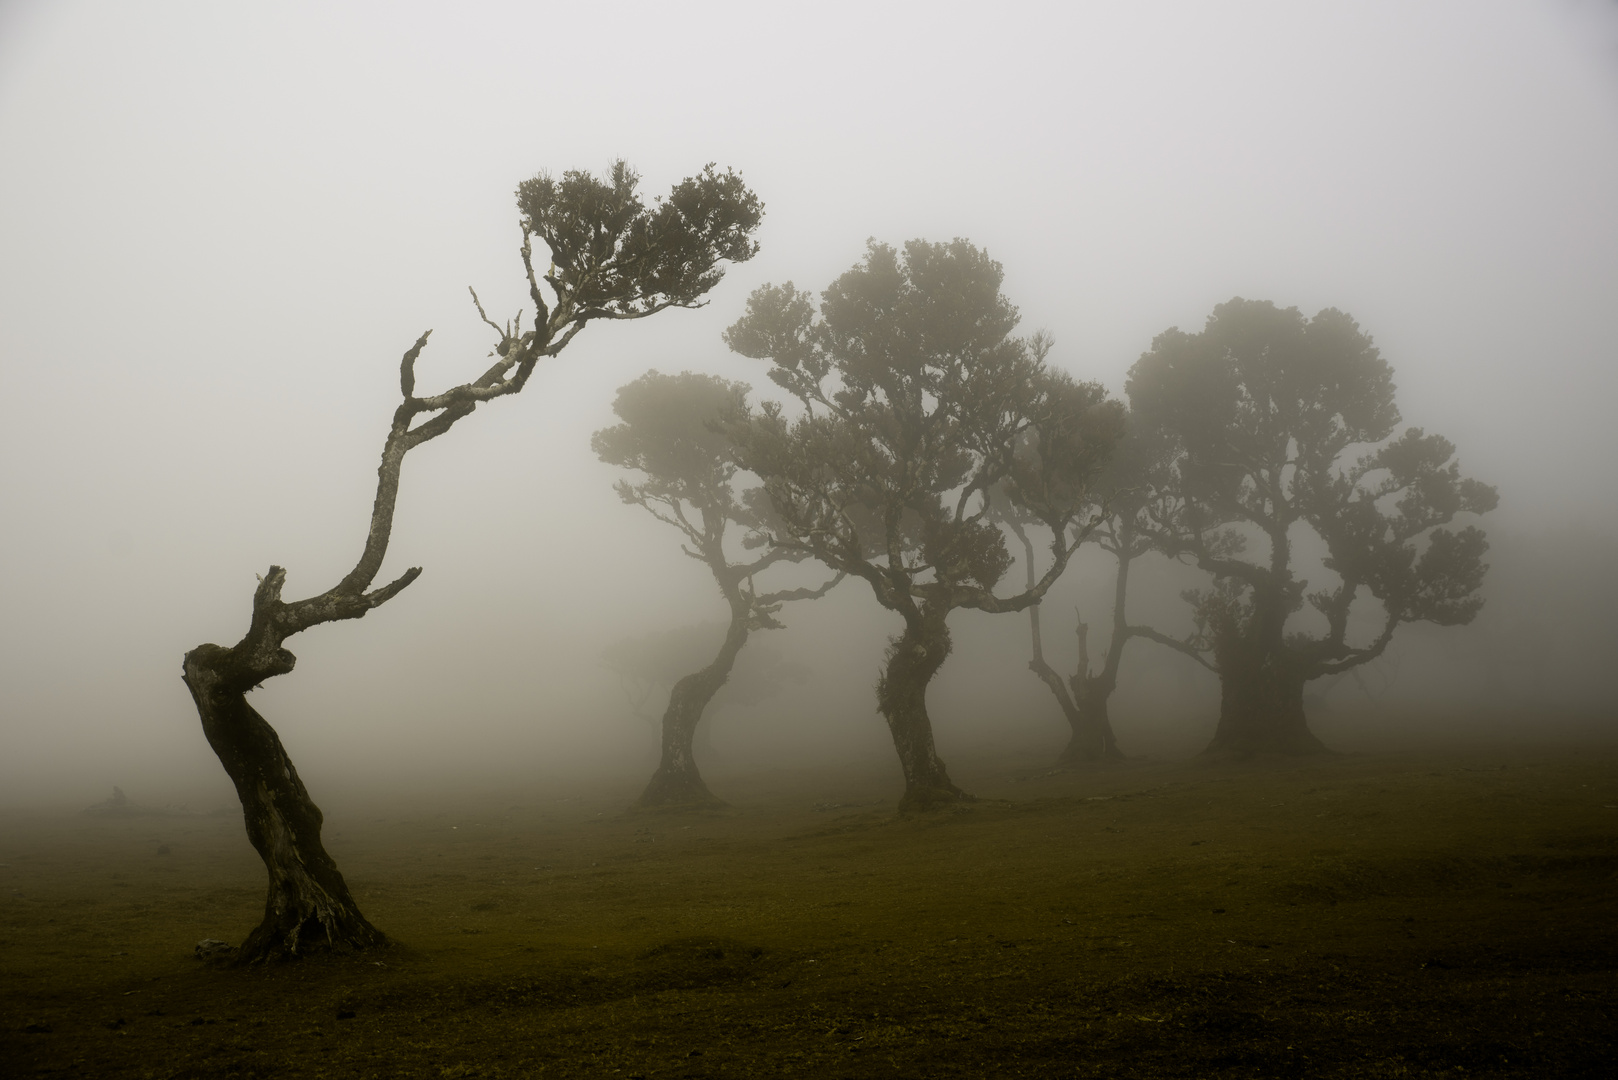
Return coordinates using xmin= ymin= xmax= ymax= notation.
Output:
xmin=1128 ymin=625 xmax=1218 ymax=673
xmin=1028 ymin=652 xmax=1081 ymax=717
xmin=755 ymin=571 xmax=845 ymax=606
xmin=1312 ymin=609 xmax=1401 ymax=677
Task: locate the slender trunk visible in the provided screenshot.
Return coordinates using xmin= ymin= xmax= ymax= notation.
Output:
xmin=1204 ymin=638 xmax=1326 ymax=756
xmin=638 ymin=598 xmax=750 ymax=809
xmin=877 ymin=605 xmax=967 ymax=811
xmin=182 ymin=644 xmax=385 ymax=963
xmin=1089 ymin=536 xmax=1133 ymax=763
xmin=1022 ymin=527 xmax=1127 ymax=766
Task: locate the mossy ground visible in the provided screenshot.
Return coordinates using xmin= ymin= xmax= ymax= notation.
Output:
xmin=2 ymin=743 xmax=1615 ymax=1078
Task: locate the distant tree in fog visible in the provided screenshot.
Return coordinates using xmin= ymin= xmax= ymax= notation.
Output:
xmin=723 ymin=239 xmax=1124 ymax=810
xmin=994 ymin=418 xmax=1183 ymax=765
xmin=1127 ymin=298 xmax=1497 ymax=755
xmin=594 ymin=371 xmax=839 ymax=809
xmin=180 ymin=162 xmax=763 ymax=962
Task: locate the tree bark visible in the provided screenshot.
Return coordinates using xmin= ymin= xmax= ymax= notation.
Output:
xmin=1060 ymin=673 xmax=1124 ymax=764
xmin=637 ymin=598 xmax=749 ymax=809
xmin=1203 ymin=641 xmax=1327 ymax=756
xmin=877 ymin=605 xmax=968 ymax=811
xmin=183 ymin=642 xmax=385 ymax=964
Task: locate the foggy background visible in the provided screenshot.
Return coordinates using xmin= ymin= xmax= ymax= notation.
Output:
xmin=2 ymin=1 xmax=1615 ymax=808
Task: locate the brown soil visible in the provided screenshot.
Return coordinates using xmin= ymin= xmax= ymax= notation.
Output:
xmin=2 ymin=744 xmax=1615 ymax=1078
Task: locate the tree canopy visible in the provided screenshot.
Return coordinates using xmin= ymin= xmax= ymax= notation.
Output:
xmin=517 ymin=161 xmax=763 ymax=324
xmin=1127 ymin=298 xmax=1497 ymax=753
xmin=724 ymin=239 xmax=1124 ymax=806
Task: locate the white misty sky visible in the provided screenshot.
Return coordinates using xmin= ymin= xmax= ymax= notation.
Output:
xmin=1 ymin=0 xmax=1615 ymax=800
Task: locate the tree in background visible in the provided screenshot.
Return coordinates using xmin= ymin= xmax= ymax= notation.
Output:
xmin=724 ymin=240 xmax=1124 ymax=809
xmin=1126 ymin=298 xmax=1497 ymax=755
xmin=995 ymin=420 xmax=1179 ymax=765
xmin=594 ymin=371 xmax=839 ymax=809
xmin=181 ymin=163 xmax=762 ymax=962
xmin=600 ymin=624 xmax=812 ymax=745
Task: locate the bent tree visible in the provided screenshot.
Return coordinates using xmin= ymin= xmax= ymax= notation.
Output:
xmin=724 ymin=240 xmax=1124 ymax=810
xmin=601 ymin=624 xmax=813 ymax=735
xmin=593 ymin=370 xmax=839 ymax=809
xmin=1127 ymin=298 xmax=1497 ymax=755
xmin=182 ymin=163 xmax=762 ymax=962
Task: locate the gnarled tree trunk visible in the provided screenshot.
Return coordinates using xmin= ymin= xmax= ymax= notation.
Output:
xmin=183 ymin=643 xmax=385 ymax=961
xmin=183 ymin=315 xmax=536 ymax=962
xmin=877 ymin=605 xmax=967 ymax=811
xmin=180 ymin=560 xmax=419 ymax=963
xmin=638 ymin=598 xmax=749 ymax=809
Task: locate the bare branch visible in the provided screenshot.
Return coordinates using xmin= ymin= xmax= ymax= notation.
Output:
xmin=519 ymin=228 xmax=549 ymax=329
xmin=362 ymin=566 xmax=422 ymax=608
xmin=469 ymin=287 xmax=502 ymax=336
xmin=399 ymin=330 xmax=431 ymax=400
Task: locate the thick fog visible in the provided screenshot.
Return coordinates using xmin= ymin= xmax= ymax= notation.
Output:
xmin=2 ymin=1 xmax=1616 ymax=806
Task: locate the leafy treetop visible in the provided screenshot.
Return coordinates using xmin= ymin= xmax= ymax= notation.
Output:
xmin=723 ymin=239 xmax=1124 ymax=619
xmin=518 ymin=161 xmax=763 ymax=326
xmin=1126 ymin=297 xmax=1497 ymax=677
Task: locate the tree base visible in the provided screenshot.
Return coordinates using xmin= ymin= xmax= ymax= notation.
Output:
xmin=636 ymin=769 xmax=728 ymax=812
xmin=1056 ymin=739 xmax=1126 ymax=767
xmin=1200 ymin=726 xmax=1332 ymax=759
xmin=897 ymin=782 xmax=974 ymax=814
xmin=234 ymin=908 xmax=389 ymax=966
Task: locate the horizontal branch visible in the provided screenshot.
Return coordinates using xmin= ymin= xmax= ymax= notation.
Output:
xmin=755 ymin=571 xmax=845 ymax=606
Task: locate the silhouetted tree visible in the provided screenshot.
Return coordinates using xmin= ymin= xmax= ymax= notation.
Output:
xmin=594 ymin=371 xmax=838 ymax=808
xmin=1126 ymin=298 xmax=1497 ymax=755
xmin=724 ymin=240 xmax=1124 ymax=809
xmin=181 ymin=163 xmax=762 ymax=962
xmin=995 ymin=421 xmax=1174 ymax=764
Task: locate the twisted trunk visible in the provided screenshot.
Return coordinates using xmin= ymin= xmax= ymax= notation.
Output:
xmin=183 ymin=645 xmax=384 ymax=962
xmin=180 ymin=327 xmax=527 ymax=961
xmin=877 ymin=604 xmax=967 ymax=811
xmin=638 ymin=596 xmax=750 ymax=809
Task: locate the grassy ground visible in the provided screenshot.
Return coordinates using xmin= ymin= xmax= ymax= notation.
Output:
xmin=2 ymin=744 xmax=1615 ymax=1078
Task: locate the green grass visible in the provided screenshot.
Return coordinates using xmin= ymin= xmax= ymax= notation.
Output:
xmin=2 ymin=744 xmax=1615 ymax=1078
